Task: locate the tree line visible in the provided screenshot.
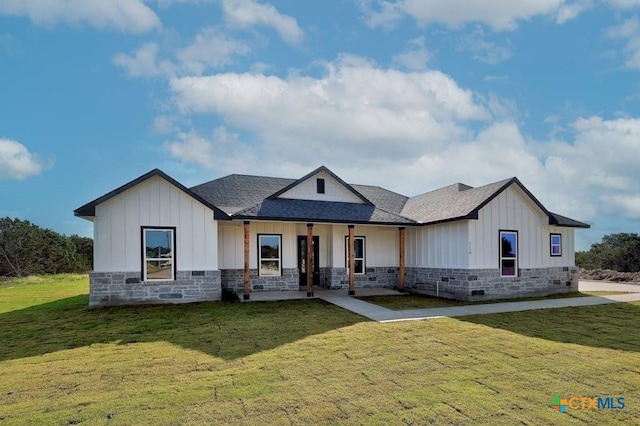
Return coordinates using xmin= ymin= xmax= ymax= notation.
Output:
xmin=0 ymin=217 xmax=92 ymax=277
xmin=576 ymin=232 xmax=640 ymax=272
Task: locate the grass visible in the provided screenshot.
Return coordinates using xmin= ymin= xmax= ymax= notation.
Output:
xmin=0 ymin=276 xmax=638 ymax=424
xmin=357 ymin=291 xmax=630 ymax=311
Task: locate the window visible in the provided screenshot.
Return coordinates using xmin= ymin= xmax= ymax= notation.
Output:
xmin=345 ymin=236 xmax=365 ymax=274
xmin=142 ymin=227 xmax=175 ymax=281
xmin=258 ymin=234 xmax=281 ymax=276
xmin=499 ymin=230 xmax=518 ymax=277
xmin=316 ymin=178 xmax=325 ymax=194
xmin=550 ymin=233 xmax=562 ymax=256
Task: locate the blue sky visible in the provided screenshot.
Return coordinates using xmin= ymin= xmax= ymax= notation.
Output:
xmin=2 ymin=0 xmax=640 ymax=250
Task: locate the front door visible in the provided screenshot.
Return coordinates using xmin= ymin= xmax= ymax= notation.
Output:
xmin=298 ymin=236 xmax=320 ymax=288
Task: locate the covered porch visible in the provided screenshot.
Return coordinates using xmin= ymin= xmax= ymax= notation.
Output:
xmin=218 ymin=220 xmax=408 ymax=300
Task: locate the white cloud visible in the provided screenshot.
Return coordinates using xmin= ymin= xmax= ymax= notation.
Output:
xmin=176 ymin=28 xmax=251 ymax=74
xmin=113 ymin=42 xmax=166 ymax=77
xmin=602 ymin=195 xmax=640 ymax=220
xmin=164 ymin=127 xmax=255 ymax=174
xmin=607 ymin=16 xmax=640 ymax=38
xmin=222 ymin=0 xmax=304 ymax=44
xmin=362 ymin=0 xmax=567 ymax=31
xmin=541 ymin=116 xmax=640 ymax=220
xmin=170 ymin=55 xmax=489 ymax=164
xmin=458 ymin=28 xmax=512 ymax=64
xmin=114 ymin=28 xmax=250 ymax=77
xmin=155 ymin=0 xmax=208 ymax=6
xmin=556 ymin=0 xmax=593 ymax=24
xmin=0 ymin=138 xmax=48 ymax=180
xmin=0 ymin=0 xmax=160 ymax=34
xmin=605 ymin=0 xmax=640 ymax=8
xmin=162 ymin=55 xmax=640 ymax=231
xmin=150 ymin=116 xmax=177 ymax=134
xmin=392 ymin=37 xmax=432 ymax=70
xmin=606 ymin=16 xmax=640 ymax=68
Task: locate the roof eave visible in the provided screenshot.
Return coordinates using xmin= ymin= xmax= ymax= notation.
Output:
xmin=417 ymin=215 xmax=472 ymax=226
xmin=232 ymin=214 xmax=415 ymax=226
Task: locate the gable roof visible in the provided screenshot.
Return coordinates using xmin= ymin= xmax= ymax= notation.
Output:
xmin=74 ymin=169 xmax=230 ymax=220
xmin=189 ymin=167 xmax=412 ymax=225
xmin=400 ymin=177 xmax=590 ymax=228
xmin=266 ymin=165 xmax=373 ymax=205
xmin=76 ymin=167 xmax=589 ymax=229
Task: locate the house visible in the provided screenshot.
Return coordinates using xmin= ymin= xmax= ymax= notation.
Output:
xmin=74 ymin=166 xmax=589 ymax=307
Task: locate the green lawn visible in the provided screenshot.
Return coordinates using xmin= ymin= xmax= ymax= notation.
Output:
xmin=0 ymin=276 xmax=638 ymax=425
xmin=357 ymin=291 xmax=629 ymax=311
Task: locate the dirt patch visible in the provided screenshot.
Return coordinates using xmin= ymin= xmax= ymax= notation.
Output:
xmin=580 ymin=268 xmax=640 ymax=283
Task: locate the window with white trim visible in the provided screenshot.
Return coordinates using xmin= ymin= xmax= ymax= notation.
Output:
xmin=258 ymin=234 xmax=281 ymax=276
xmin=142 ymin=227 xmax=175 ymax=281
xmin=345 ymin=236 xmax=365 ymax=275
xmin=550 ymin=233 xmax=562 ymax=256
xmin=500 ymin=230 xmax=518 ymax=277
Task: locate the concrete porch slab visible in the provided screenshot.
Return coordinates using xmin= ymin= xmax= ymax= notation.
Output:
xmin=239 ymin=287 xmax=406 ymax=302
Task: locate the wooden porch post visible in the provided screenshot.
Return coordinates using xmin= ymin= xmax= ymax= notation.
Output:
xmin=399 ymin=227 xmax=406 ymax=292
xmin=306 ymin=223 xmax=314 ymax=297
xmin=348 ymin=225 xmax=355 ymax=296
xmin=243 ymin=221 xmax=250 ymax=300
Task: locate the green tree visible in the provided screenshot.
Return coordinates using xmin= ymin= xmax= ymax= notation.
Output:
xmin=69 ymin=234 xmax=93 ymax=271
xmin=0 ymin=217 xmax=93 ymax=277
xmin=576 ymin=233 xmax=640 ymax=272
xmin=0 ymin=218 xmax=48 ymax=276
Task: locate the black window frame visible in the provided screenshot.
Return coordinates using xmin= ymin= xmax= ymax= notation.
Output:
xmin=141 ymin=226 xmax=177 ymax=282
xmin=344 ymin=235 xmax=366 ymax=275
xmin=316 ymin=178 xmax=325 ymax=194
xmin=499 ymin=230 xmax=518 ymax=277
xmin=257 ymin=233 xmax=282 ymax=277
xmin=550 ymin=233 xmax=562 ymax=257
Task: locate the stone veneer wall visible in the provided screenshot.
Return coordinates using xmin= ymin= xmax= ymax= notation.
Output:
xmin=406 ymin=266 xmax=578 ymax=301
xmin=323 ymin=267 xmax=399 ymax=290
xmin=220 ymin=268 xmax=298 ymax=292
xmin=88 ymin=270 xmax=221 ymax=308
xmin=221 ymin=267 xmax=398 ymax=292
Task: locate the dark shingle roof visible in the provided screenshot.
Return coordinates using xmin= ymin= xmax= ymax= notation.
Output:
xmin=188 ymin=172 xmax=589 ymax=228
xmin=79 ymin=168 xmax=589 ymax=229
xmin=190 ymin=174 xmax=294 ymax=215
xmin=352 ymin=184 xmax=409 ymax=215
xmin=401 ymin=179 xmax=514 ymax=224
xmin=234 ymin=199 xmax=416 ymax=225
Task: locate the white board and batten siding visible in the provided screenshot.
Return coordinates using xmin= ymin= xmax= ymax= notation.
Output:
xmin=406 ymin=222 xmax=469 ymax=268
xmin=406 ymin=185 xmax=576 ymax=269
xmin=468 ymin=185 xmax=574 ymax=269
xmin=218 ymin=222 xmax=400 ymax=269
xmin=93 ymin=175 xmax=218 ymax=272
xmin=331 ymin=224 xmax=399 ymax=268
xmin=218 ymin=221 xmax=297 ymax=269
xmin=277 ymin=170 xmax=365 ymax=203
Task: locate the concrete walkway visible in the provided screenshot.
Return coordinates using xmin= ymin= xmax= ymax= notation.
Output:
xmin=318 ymin=280 xmax=640 ymax=323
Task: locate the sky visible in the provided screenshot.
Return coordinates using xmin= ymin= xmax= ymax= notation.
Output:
xmin=2 ymin=0 xmax=640 ymax=251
